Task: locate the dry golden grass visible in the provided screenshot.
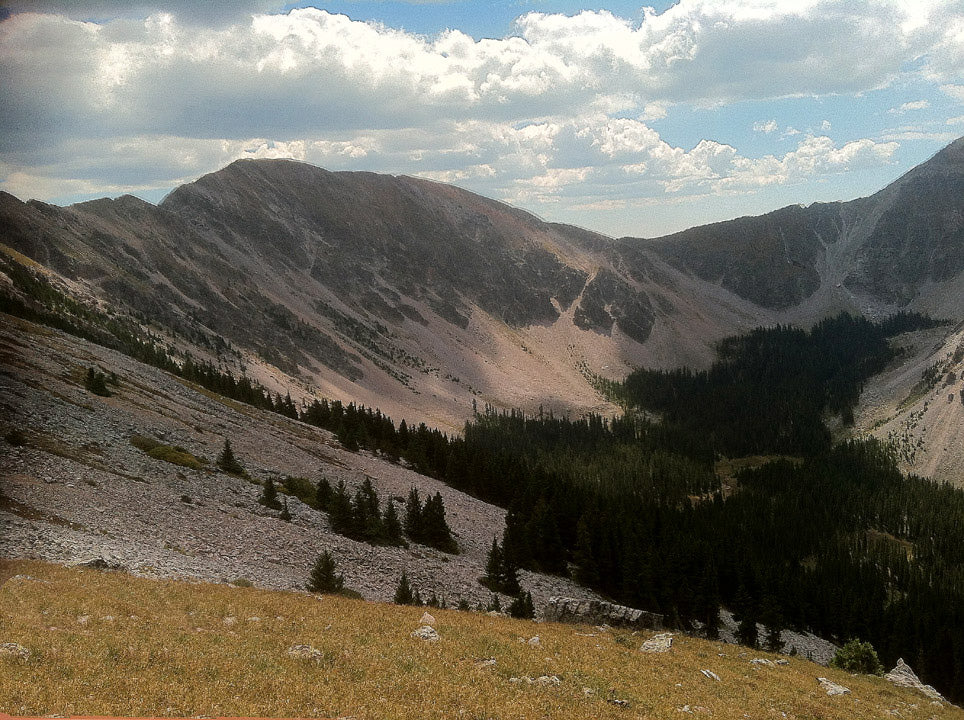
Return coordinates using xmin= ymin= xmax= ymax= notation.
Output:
xmin=0 ymin=559 xmax=959 ymax=720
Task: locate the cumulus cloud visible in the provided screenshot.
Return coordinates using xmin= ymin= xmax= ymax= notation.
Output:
xmin=0 ymin=0 xmax=954 ymax=231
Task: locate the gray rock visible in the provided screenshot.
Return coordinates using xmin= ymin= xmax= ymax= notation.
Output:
xmin=640 ymin=632 xmax=674 ymax=653
xmin=700 ymin=669 xmax=721 ymax=682
xmin=412 ymin=625 xmax=440 ymax=642
xmin=884 ymin=659 xmax=945 ymax=701
xmin=817 ymin=677 xmax=850 ymax=696
xmin=543 ymin=596 xmax=662 ymax=629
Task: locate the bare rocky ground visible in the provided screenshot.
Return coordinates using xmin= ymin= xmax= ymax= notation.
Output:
xmin=855 ymin=323 xmax=964 ymax=488
xmin=0 ymin=314 xmax=597 ymax=609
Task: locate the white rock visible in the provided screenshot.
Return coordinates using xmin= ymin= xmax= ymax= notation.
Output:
xmin=750 ymin=658 xmax=774 ymax=666
xmin=536 ymin=675 xmax=561 ymax=686
xmin=419 ymin=611 xmax=436 ymax=626
xmin=700 ymin=669 xmax=721 ymax=682
xmin=640 ymin=632 xmax=674 ymax=653
xmin=412 ymin=625 xmax=440 ymax=642
xmin=527 ymin=635 xmax=541 ymax=647
xmin=817 ymin=677 xmax=850 ymax=696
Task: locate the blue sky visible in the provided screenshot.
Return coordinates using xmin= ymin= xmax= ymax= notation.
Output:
xmin=0 ymin=0 xmax=962 ymax=237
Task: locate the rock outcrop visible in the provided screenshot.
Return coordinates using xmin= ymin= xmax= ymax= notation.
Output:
xmin=885 ymin=659 xmax=945 ymax=702
xmin=542 ymin=596 xmax=662 ymax=629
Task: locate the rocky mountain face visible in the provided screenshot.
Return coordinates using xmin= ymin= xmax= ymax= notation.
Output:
xmin=1 ymin=138 xmax=963 ymax=445
xmin=637 ymin=136 xmax=964 ymax=318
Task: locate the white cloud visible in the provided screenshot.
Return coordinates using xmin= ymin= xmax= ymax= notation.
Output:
xmin=942 ymin=84 xmax=964 ymax=102
xmin=0 ymin=1 xmax=953 ymax=233
xmin=889 ymin=100 xmax=932 ymax=113
xmin=948 ymin=115 xmax=964 ymax=125
xmin=754 ymin=120 xmax=779 ymax=134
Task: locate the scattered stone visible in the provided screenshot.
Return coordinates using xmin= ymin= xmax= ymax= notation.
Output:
xmin=76 ymin=615 xmax=90 ymax=626
xmin=247 ymin=617 xmax=260 ymax=622
xmin=607 ymin=698 xmax=630 ymax=707
xmin=474 ymin=658 xmax=496 ymax=669
xmin=640 ymin=632 xmax=674 ymax=653
xmin=582 ymin=687 xmax=595 ymax=697
xmin=750 ymin=658 xmax=774 ymax=666
xmin=775 ymin=659 xmax=790 ymax=666
xmin=0 ymin=643 xmax=30 ymax=662
xmin=412 ymin=625 xmax=440 ymax=642
xmin=884 ymin=659 xmax=945 ymax=702
xmin=82 ymin=558 xmax=125 ymax=571
xmin=287 ymin=643 xmax=323 ymax=661
xmin=527 ymin=635 xmax=541 ymax=647
xmin=700 ymin=669 xmax=721 ymax=682
xmin=817 ymin=677 xmax=850 ymax=696
xmin=419 ymin=611 xmax=436 ymax=626
xmin=536 ymin=675 xmax=561 ymax=686
xmin=222 ymin=616 xmax=236 ymax=626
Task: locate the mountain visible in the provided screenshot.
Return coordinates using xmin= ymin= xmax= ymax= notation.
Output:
xmin=637 ymin=137 xmax=964 ymax=318
xmin=1 ymin=137 xmax=963 ymax=440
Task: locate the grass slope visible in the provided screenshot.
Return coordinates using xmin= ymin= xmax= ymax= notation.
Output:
xmin=1 ymin=560 xmax=959 ymax=720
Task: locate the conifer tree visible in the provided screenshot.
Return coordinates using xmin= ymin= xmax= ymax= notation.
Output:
xmin=316 ymin=477 xmax=333 ymax=510
xmin=508 ymin=591 xmax=535 ymax=619
xmin=383 ymin=501 xmax=404 ymax=546
xmin=85 ymin=367 xmax=110 ymax=396
xmin=280 ymin=496 xmax=292 ymax=522
xmin=393 ymin=571 xmax=414 ymax=605
xmin=328 ymin=479 xmax=354 ymax=535
xmin=307 ymin=550 xmax=344 ymax=593
xmin=259 ymin=477 xmax=282 ymax=510
xmin=217 ymin=439 xmax=244 ymax=475
xmin=404 ymin=487 xmax=423 ymax=540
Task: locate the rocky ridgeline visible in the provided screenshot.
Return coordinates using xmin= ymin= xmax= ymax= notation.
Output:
xmin=543 ymin=596 xmax=663 ymax=629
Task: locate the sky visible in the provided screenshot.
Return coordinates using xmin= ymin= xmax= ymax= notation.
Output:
xmin=0 ymin=1 xmax=962 ymax=237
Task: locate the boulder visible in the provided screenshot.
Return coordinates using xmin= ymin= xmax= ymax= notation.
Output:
xmin=412 ymin=625 xmax=440 ymax=642
xmin=419 ymin=611 xmax=436 ymax=626
xmin=884 ymin=659 xmax=944 ymax=702
xmin=543 ymin=596 xmax=662 ymax=629
xmin=640 ymin=632 xmax=674 ymax=653
xmin=817 ymin=677 xmax=850 ymax=696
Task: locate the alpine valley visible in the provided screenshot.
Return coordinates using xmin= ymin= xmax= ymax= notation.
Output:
xmin=2 ymin=137 xmax=964 ymax=711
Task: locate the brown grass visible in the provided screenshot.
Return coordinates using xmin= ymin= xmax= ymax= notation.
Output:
xmin=0 ymin=559 xmax=959 ymax=720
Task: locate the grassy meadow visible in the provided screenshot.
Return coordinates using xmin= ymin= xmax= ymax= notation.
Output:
xmin=0 ymin=559 xmax=959 ymax=720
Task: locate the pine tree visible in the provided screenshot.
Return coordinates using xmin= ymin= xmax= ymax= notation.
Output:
xmin=404 ymin=487 xmax=423 ymax=540
xmin=217 ymin=439 xmax=244 ymax=475
xmin=421 ymin=492 xmax=457 ymax=553
xmin=393 ymin=571 xmax=414 ymax=605
xmin=85 ymin=367 xmax=110 ymax=397
xmin=307 ymin=550 xmax=344 ymax=593
xmin=316 ymin=477 xmax=333 ymax=510
xmin=573 ymin=516 xmax=599 ymax=586
xmin=280 ymin=497 xmax=292 ymax=522
xmin=259 ymin=477 xmax=282 ymax=510
xmin=483 ymin=537 xmax=503 ymax=590
xmin=383 ymin=501 xmax=404 ymax=546
xmin=508 ymin=591 xmax=535 ymax=619
xmin=328 ymin=479 xmax=354 ymax=535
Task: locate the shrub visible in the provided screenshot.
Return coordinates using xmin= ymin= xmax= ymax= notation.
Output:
xmin=85 ymin=367 xmax=110 ymax=397
xmin=393 ymin=571 xmax=415 ymax=605
xmin=259 ymin=478 xmax=282 ymax=510
xmin=130 ymin=435 xmax=160 ymax=452
xmin=146 ymin=445 xmax=204 ymax=470
xmin=830 ymin=638 xmax=884 ymax=675
xmin=283 ymin=476 xmax=317 ymax=507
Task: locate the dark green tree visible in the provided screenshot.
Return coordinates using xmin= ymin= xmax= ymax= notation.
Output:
xmin=383 ymin=501 xmax=404 ymax=546
xmin=259 ymin=477 xmax=282 ymax=510
xmin=830 ymin=639 xmax=884 ymax=675
xmin=217 ymin=439 xmax=244 ymax=475
xmin=327 ymin=479 xmax=354 ymax=535
xmin=280 ymin=497 xmax=292 ymax=522
xmin=307 ymin=550 xmax=344 ymax=593
xmin=393 ymin=571 xmax=414 ymax=605
xmin=85 ymin=367 xmax=110 ymax=397
xmin=508 ymin=591 xmax=535 ymax=619
xmin=316 ymin=477 xmax=333 ymax=510
xmin=404 ymin=487 xmax=423 ymax=540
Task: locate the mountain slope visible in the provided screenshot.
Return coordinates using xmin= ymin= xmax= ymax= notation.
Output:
xmin=634 ymin=136 xmax=964 ymax=318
